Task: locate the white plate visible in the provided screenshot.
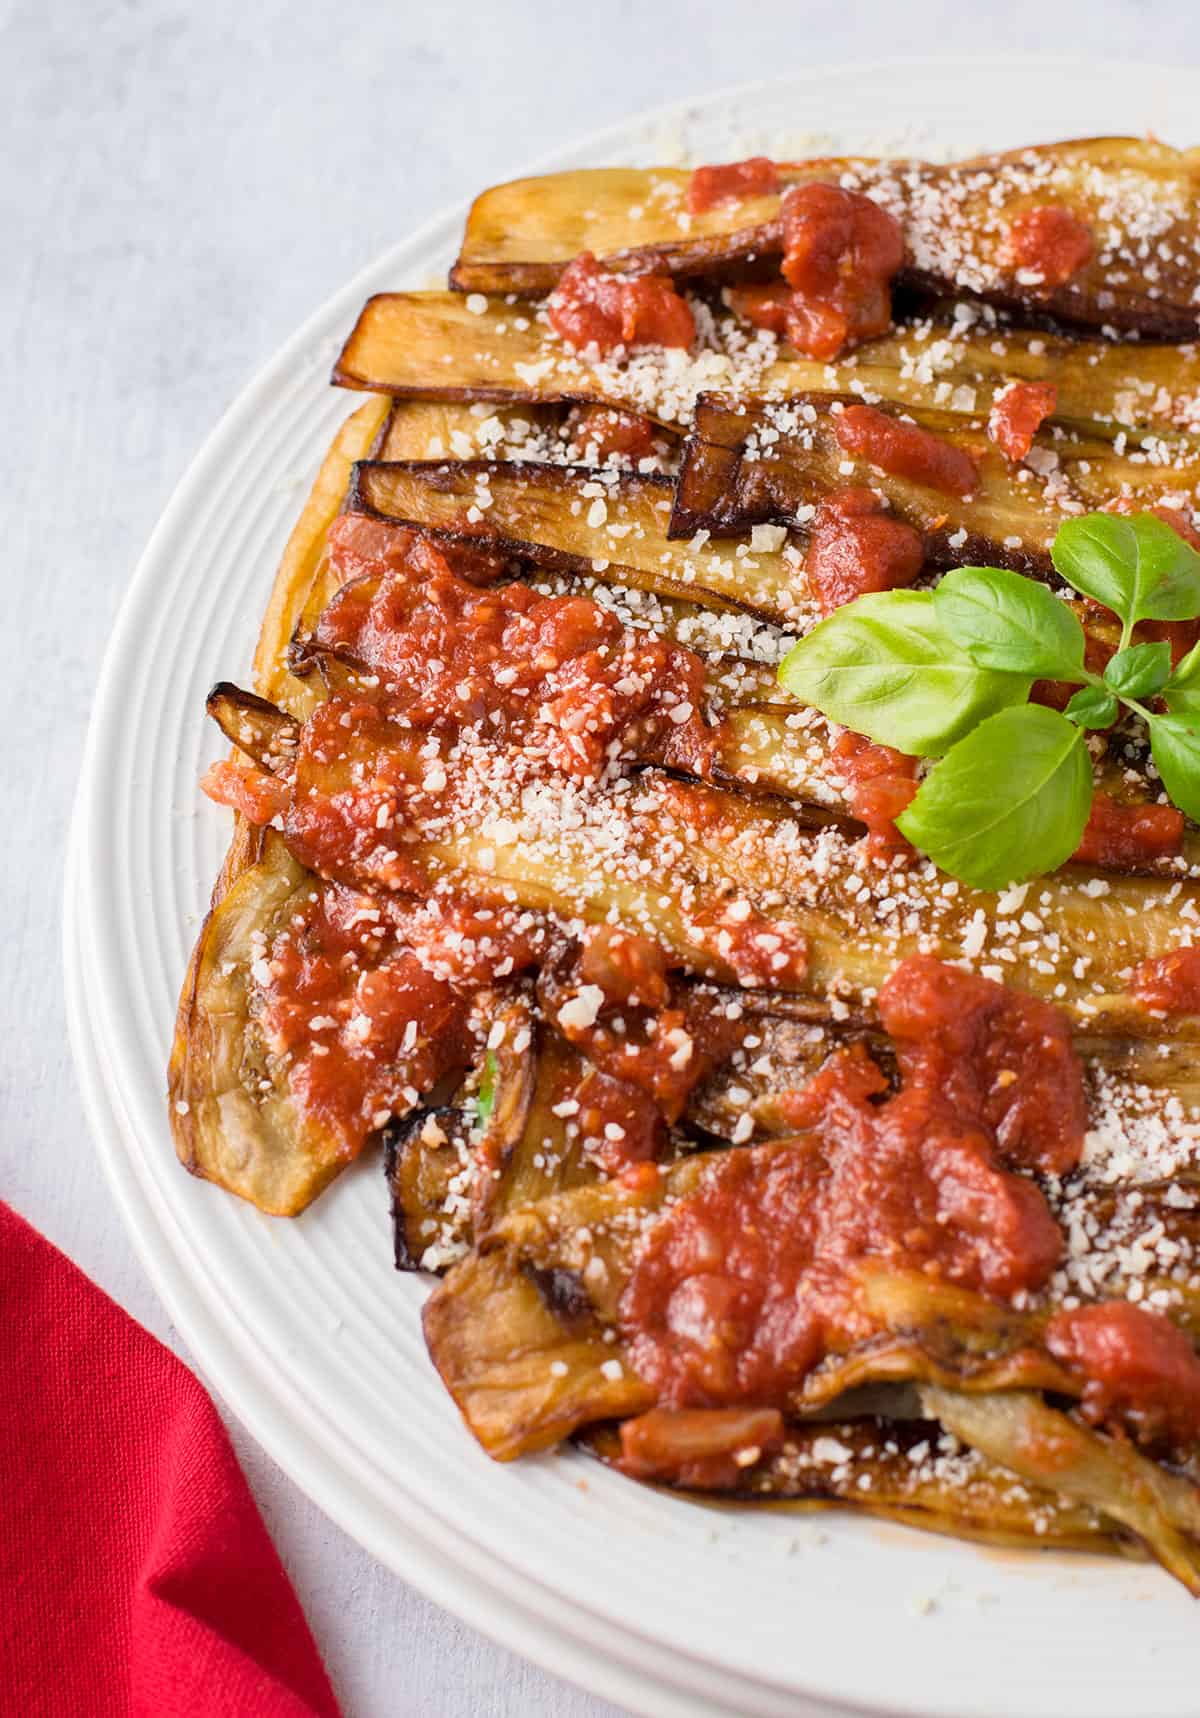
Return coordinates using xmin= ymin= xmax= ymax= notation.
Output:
xmin=67 ymin=60 xmax=1200 ymax=1718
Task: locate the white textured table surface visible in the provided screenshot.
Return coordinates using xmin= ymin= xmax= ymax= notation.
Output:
xmin=8 ymin=5 xmax=1200 ymax=1714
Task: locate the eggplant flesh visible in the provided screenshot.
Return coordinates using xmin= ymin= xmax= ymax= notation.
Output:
xmin=672 ymin=392 xmax=1200 ymax=570
xmin=167 ymin=833 xmax=348 ymax=1215
xmin=449 ymin=143 xmax=1200 ymax=339
xmin=336 ymin=291 xmax=1200 ymax=442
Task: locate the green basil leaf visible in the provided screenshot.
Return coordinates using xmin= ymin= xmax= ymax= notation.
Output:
xmin=1148 ymin=714 xmax=1200 ymax=822
xmin=476 ymin=1050 xmax=498 ymax=1126
xmin=1103 ymin=639 xmax=1172 ymax=700
xmin=895 ymin=705 xmax=1092 ymax=889
xmin=1052 ymin=512 xmax=1200 ymax=627
xmin=1163 ymin=639 xmax=1200 ymax=717
xmin=934 ymin=565 xmax=1086 ymax=677
xmin=777 ymin=590 xmax=1031 ymax=756
xmin=1064 ymin=685 xmax=1119 ymax=729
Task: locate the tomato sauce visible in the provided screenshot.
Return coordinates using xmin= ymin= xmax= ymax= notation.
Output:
xmin=687 ymin=157 xmax=779 ymax=214
xmin=620 ymin=957 xmax=1077 ymax=1409
xmin=686 ymin=899 xmax=810 ymax=989
xmin=1046 ymin=1301 xmax=1200 ymax=1448
xmin=257 ymin=882 xmax=478 ymax=1159
xmin=805 ymin=488 xmax=924 ymax=613
xmin=200 ymin=758 xmax=290 ymax=824
xmin=988 ymin=380 xmax=1057 ymax=463
xmin=580 ymin=924 xmax=671 ymax=1009
xmin=1130 ymin=943 xmax=1200 ymax=1014
xmin=834 ymin=404 xmax=979 ymax=498
xmin=565 ymin=404 xmax=659 ymax=463
xmin=313 ymin=543 xmax=720 ymax=781
xmin=1072 ymin=791 xmax=1183 ymax=869
xmin=547 ymin=253 xmax=695 ymax=355
xmin=572 ymin=1069 xmax=666 ymax=1174
xmin=1000 ymin=205 xmax=1093 ymax=288
xmin=775 ymin=183 xmax=905 ymax=360
xmin=877 ymin=952 xmax=1085 ymax=1176
xmin=328 ymin=512 xmax=508 ymax=588
xmin=831 ymin=731 xmax=918 ymax=858
xmin=618 ymin=1406 xmax=785 ymax=1489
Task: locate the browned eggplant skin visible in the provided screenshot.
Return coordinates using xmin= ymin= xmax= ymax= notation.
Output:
xmin=448 ymin=144 xmax=1200 ymax=339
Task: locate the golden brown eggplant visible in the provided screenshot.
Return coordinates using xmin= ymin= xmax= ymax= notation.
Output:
xmin=335 ymin=291 xmax=1200 ymax=439
xmin=672 ymin=392 xmax=1200 ymax=569
xmin=449 ymin=142 xmax=1200 ymax=338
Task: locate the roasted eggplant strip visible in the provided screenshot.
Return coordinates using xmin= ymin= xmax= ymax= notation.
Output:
xmin=672 ymin=392 xmax=1200 ymax=567
xmin=206 ymin=682 xmax=298 ymax=775
xmin=168 ymin=834 xmax=347 ymax=1215
xmin=251 ymin=396 xmax=391 ymax=714
xmin=375 ymin=395 xmax=570 ymax=462
xmin=335 ymin=291 xmax=1200 ymax=439
xmin=422 ymin=1159 xmax=1189 ymax=1457
xmin=449 ymin=144 xmax=1200 ymax=339
xmin=350 ymin=459 xmax=810 ymax=622
xmin=579 ymin=1413 xmax=1130 ymax=1557
xmin=923 ymin=1387 xmax=1200 ymax=1595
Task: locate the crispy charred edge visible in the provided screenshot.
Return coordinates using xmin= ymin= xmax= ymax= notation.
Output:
xmin=448 ymin=146 xmax=1200 ymax=339
xmin=384 ymin=1104 xmax=467 ymax=1270
xmin=206 ymin=682 xmax=299 ymax=772
xmin=348 ymin=458 xmax=796 ymax=623
xmin=575 ymin=1411 xmax=1130 ymax=1557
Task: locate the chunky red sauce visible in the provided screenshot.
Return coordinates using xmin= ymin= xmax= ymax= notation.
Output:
xmin=201 ymin=758 xmax=290 ymax=824
xmin=564 ymin=404 xmax=659 ymax=463
xmin=258 ymin=882 xmax=481 ymax=1157
xmin=547 ymin=253 xmax=695 ymax=355
xmin=805 ymin=488 xmax=924 ymax=613
xmin=988 ymin=380 xmax=1057 ymax=463
xmin=876 ymin=954 xmax=1085 ymax=1176
xmin=328 ymin=511 xmax=508 ymax=588
xmin=1000 ymin=205 xmax=1093 ymax=288
xmin=686 ymin=898 xmax=810 ymax=990
xmin=775 ymin=183 xmax=905 ymax=359
xmin=313 ymin=543 xmax=719 ymax=781
xmin=620 ymin=957 xmax=1078 ymax=1408
xmin=834 ymin=404 xmax=979 ymax=498
xmin=831 ymin=732 xmax=918 ymax=857
xmin=579 ymin=924 xmax=671 ymax=1008
xmin=618 ymin=1406 xmax=785 ymax=1489
xmin=687 ymin=157 xmax=780 ymax=214
xmin=1072 ymin=791 xmax=1184 ymax=869
xmin=1046 ymin=1302 xmax=1200 ymax=1448
xmin=1130 ymin=944 xmax=1200 ymax=1014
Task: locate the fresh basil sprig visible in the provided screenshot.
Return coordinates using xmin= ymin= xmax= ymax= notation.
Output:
xmin=777 ymin=511 xmax=1200 ymax=889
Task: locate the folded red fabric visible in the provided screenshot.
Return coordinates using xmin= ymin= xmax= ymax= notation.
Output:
xmin=0 ymin=1201 xmax=342 ymax=1717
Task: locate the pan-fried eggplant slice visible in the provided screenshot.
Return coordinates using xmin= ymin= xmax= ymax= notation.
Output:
xmin=672 ymin=392 xmax=1200 ymax=567
xmin=336 ymin=291 xmax=1200 ymax=440
xmin=206 ymin=682 xmax=299 ymax=774
xmin=375 ymin=396 xmax=571 ymax=462
xmin=268 ymin=694 xmax=1200 ymax=1030
xmin=923 ymin=1387 xmax=1200 ymax=1595
xmin=579 ymin=1412 xmax=1129 ymax=1556
xmin=450 ymin=144 xmax=1200 ymax=339
xmin=168 ymin=834 xmax=348 ymax=1215
xmin=350 ymin=459 xmax=810 ymax=621
xmin=252 ymin=396 xmax=391 ymax=714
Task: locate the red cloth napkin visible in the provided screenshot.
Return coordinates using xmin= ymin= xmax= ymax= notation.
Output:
xmin=0 ymin=1201 xmax=342 ymax=1717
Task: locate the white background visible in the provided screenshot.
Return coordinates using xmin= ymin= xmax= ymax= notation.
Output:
xmin=7 ymin=4 xmax=1200 ymax=1714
